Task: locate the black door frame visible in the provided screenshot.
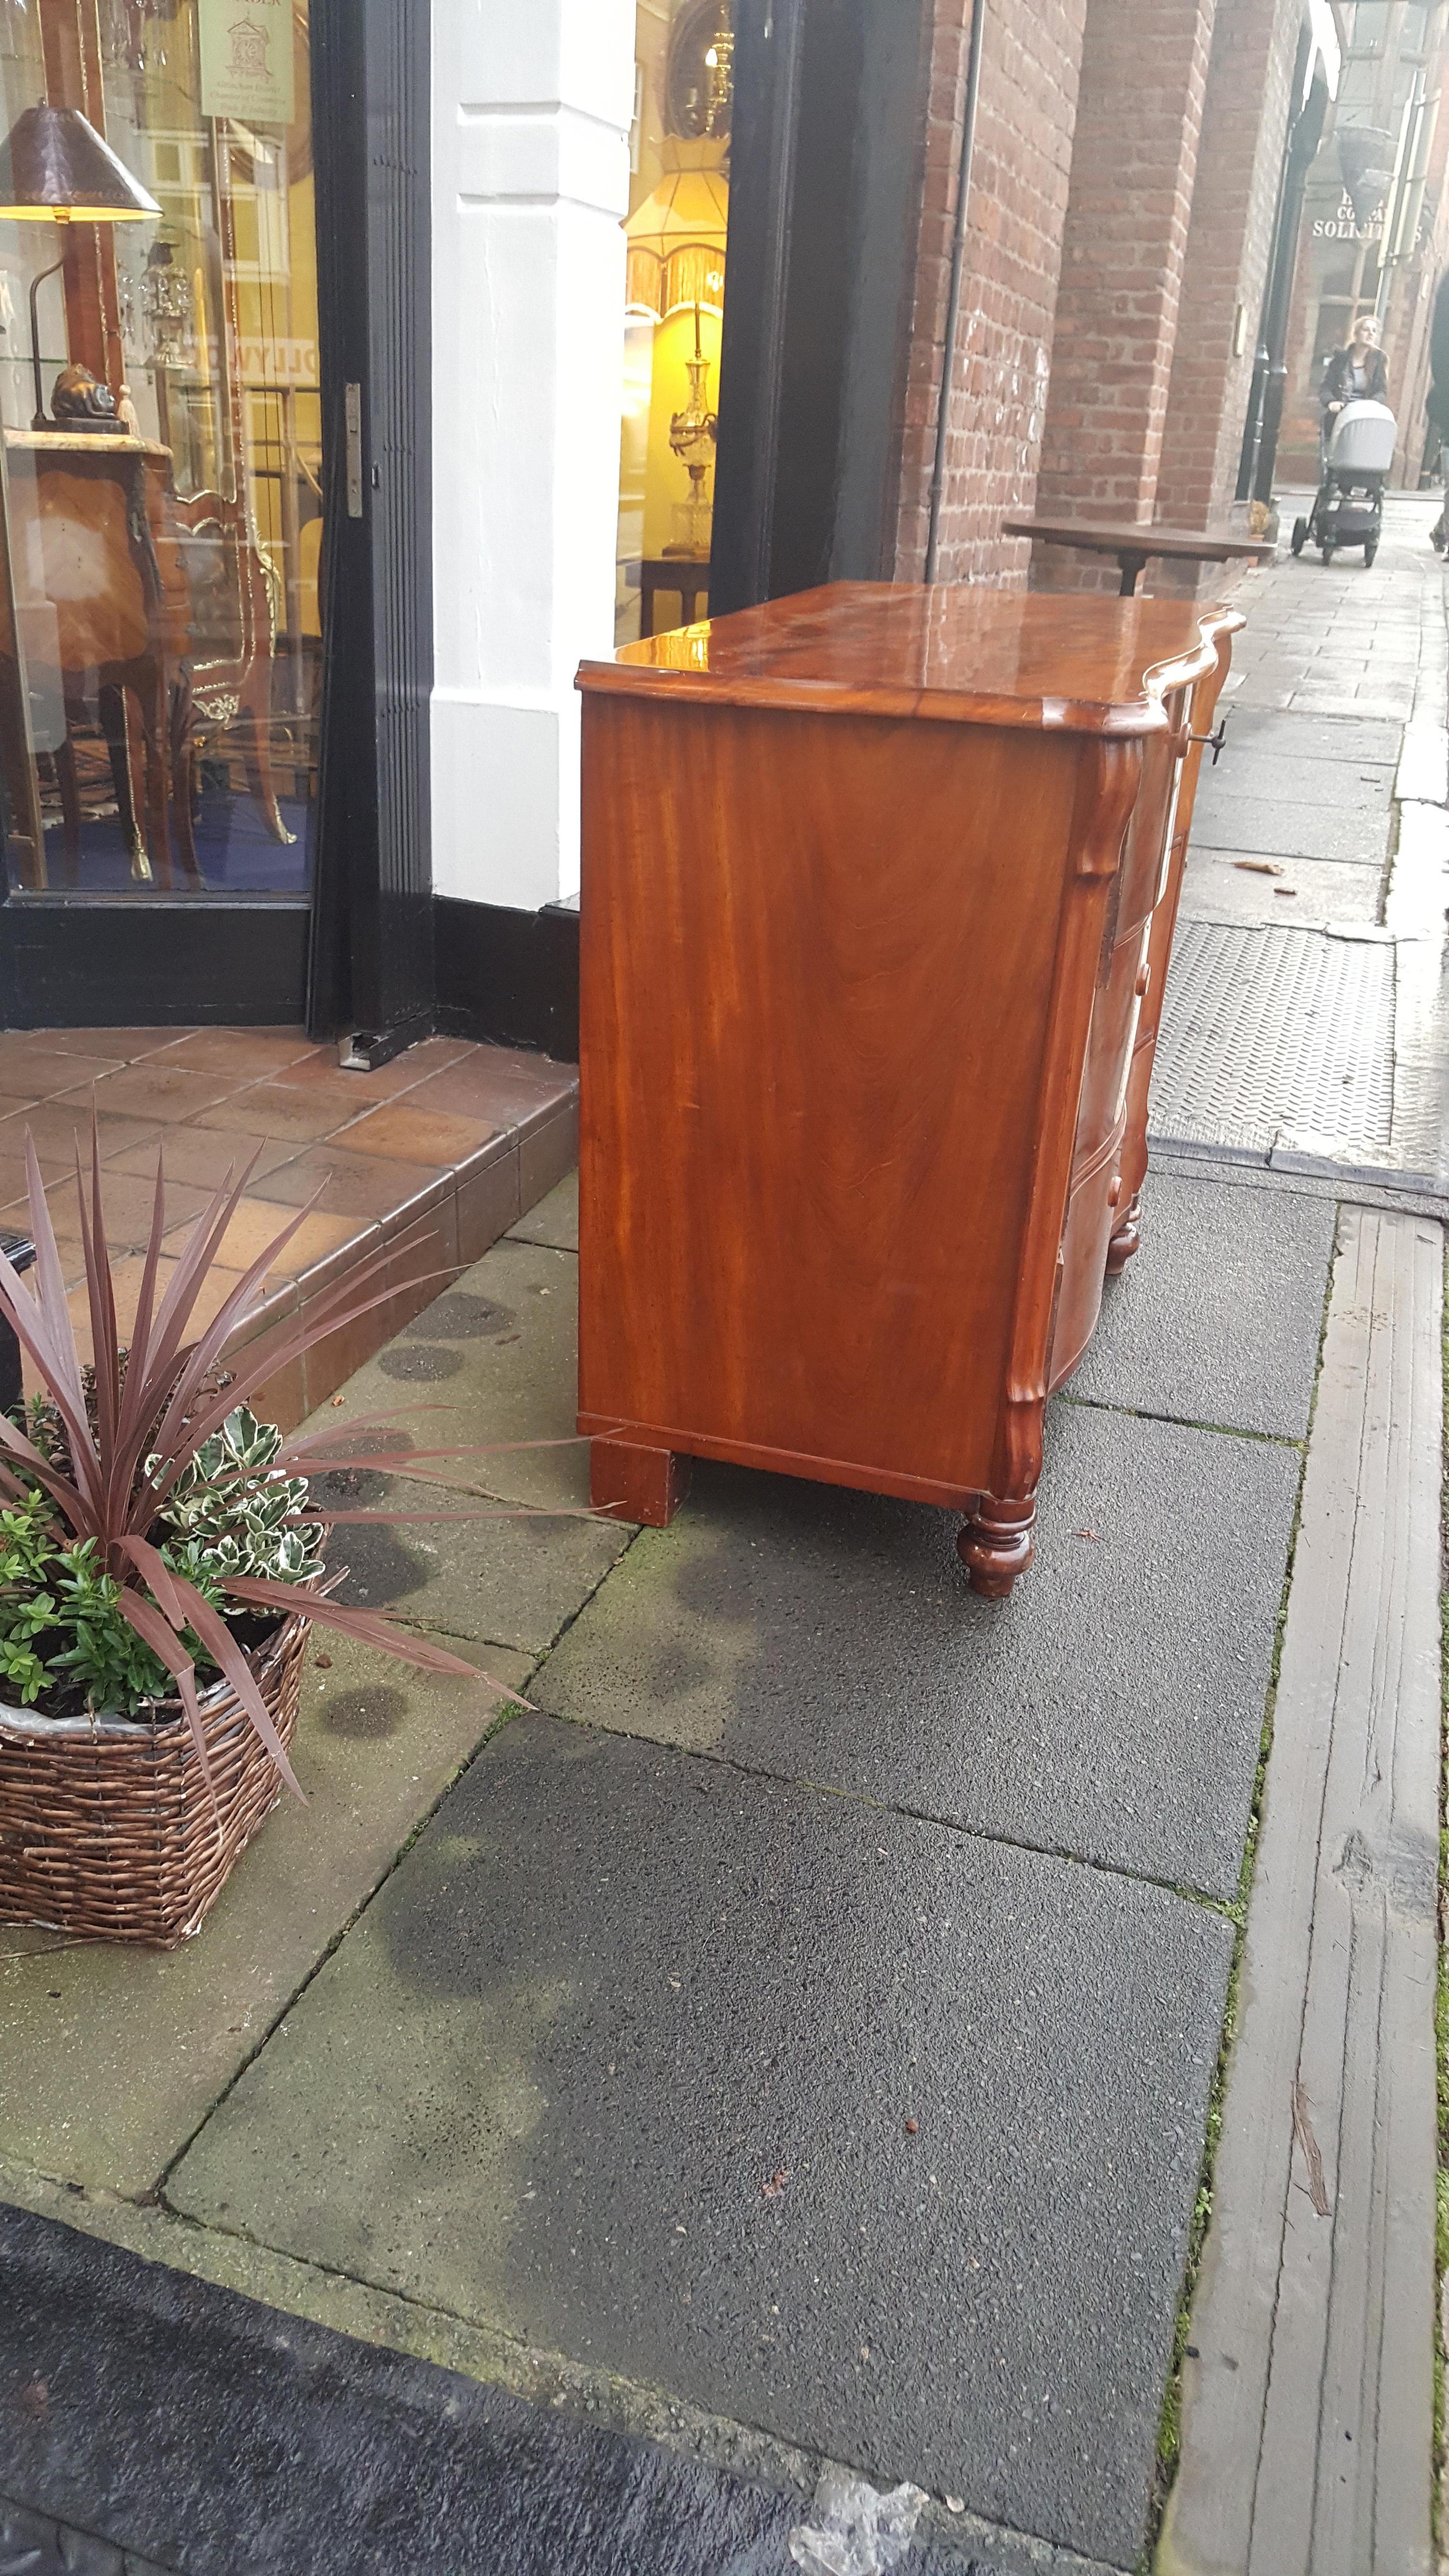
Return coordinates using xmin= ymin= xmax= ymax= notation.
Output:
xmin=711 ymin=0 xmax=933 ymax=618
xmin=306 ymin=0 xmax=434 ymax=1058
xmin=0 ymin=0 xmax=433 ymax=1038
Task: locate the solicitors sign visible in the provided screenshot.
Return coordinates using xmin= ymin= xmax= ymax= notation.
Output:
xmin=1312 ymin=192 xmax=1384 ymax=242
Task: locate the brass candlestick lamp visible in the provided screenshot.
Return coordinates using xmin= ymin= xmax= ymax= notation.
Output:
xmin=665 ymin=302 xmax=718 ymax=560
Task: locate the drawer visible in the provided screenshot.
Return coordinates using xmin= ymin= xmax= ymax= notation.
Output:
xmin=1049 ymin=1136 xmax=1125 ymax=1391
xmin=1073 ymin=919 xmax=1151 ymax=1175
xmin=1116 ymin=700 xmax=1186 ymax=934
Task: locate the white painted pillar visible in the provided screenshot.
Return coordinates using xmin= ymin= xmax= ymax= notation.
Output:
xmin=431 ymin=0 xmax=634 ymax=911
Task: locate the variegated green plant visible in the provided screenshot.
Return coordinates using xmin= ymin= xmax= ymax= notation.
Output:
xmin=155 ymin=1406 xmax=326 ymax=1587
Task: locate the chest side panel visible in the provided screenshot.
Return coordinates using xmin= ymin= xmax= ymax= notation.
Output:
xmin=579 ymin=695 xmax=1090 ymax=1491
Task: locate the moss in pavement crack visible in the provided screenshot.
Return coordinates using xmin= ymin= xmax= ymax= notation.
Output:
xmin=1141 ymin=1198 xmax=1338 ymax=2566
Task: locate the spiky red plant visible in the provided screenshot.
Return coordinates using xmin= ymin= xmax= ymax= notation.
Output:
xmin=0 ymin=1128 xmax=545 ymax=1794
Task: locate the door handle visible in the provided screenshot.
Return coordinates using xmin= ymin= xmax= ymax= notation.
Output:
xmin=345 ymin=382 xmax=364 ymax=519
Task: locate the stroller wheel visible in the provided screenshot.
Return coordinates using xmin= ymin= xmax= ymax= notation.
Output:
xmin=1364 ymin=537 xmax=1379 ymax=567
xmin=1291 ymin=517 xmax=1307 ymax=556
xmin=1433 ymin=522 xmax=1446 ymax=552
xmin=1321 ymin=545 xmax=1335 ymax=564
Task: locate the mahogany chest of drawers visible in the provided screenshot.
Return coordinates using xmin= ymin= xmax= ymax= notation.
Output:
xmin=575 ymin=583 xmax=1239 ymax=1595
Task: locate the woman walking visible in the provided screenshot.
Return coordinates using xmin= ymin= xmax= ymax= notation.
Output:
xmin=1319 ymin=312 xmax=1389 ymax=459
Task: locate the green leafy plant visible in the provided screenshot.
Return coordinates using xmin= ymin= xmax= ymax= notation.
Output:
xmin=0 ymin=1128 xmax=551 ymax=1790
xmin=157 ymin=1405 xmax=326 ymax=1585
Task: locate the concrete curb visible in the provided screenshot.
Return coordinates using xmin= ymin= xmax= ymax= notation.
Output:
xmin=1158 ymin=1207 xmax=1443 ymax=2574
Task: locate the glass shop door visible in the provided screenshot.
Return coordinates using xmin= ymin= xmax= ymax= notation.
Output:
xmin=0 ymin=0 xmax=327 ymax=1022
xmin=616 ymin=0 xmax=732 ymax=645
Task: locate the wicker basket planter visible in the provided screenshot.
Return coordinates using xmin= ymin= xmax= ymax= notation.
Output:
xmin=0 ymin=1610 xmax=310 ymax=1949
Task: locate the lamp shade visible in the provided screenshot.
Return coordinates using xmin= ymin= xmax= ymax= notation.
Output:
xmin=624 ymin=171 xmax=728 ymax=320
xmin=0 ymin=104 xmax=159 ymax=220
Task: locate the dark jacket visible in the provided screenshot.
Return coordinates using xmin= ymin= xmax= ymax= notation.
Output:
xmin=1320 ymin=343 xmax=1388 ymax=408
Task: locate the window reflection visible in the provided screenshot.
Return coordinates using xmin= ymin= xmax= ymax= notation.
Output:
xmin=0 ymin=0 xmax=320 ymax=895
xmin=616 ymin=0 xmax=731 ymax=645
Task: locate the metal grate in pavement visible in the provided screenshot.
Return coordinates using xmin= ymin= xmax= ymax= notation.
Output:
xmin=1148 ymin=918 xmax=1395 ymax=1157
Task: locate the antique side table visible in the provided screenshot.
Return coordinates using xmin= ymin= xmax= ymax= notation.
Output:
xmin=1001 ymin=513 xmax=1273 ymax=596
xmin=575 ymin=583 xmax=1240 ymax=1596
xmin=3 ymin=430 xmax=196 ymax=886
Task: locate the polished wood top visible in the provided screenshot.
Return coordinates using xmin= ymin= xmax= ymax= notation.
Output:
xmin=1004 ymin=515 xmax=1275 ymax=563
xmin=579 ymin=581 xmax=1243 ymax=734
xmin=5 ymin=431 xmax=170 ymax=459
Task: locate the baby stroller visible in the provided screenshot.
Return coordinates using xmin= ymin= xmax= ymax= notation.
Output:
xmin=1290 ymin=398 xmax=1397 ymax=566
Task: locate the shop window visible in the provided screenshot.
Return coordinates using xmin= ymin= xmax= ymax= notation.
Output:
xmin=615 ymin=0 xmax=731 ymax=646
xmin=0 ymin=0 xmax=321 ymax=896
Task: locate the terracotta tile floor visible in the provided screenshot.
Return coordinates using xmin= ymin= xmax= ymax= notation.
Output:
xmin=0 ymin=1027 xmax=579 ymax=1428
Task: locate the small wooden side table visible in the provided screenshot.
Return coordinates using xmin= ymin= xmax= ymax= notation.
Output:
xmin=637 ymin=557 xmax=710 ymax=638
xmin=3 ymin=430 xmax=196 ymax=885
xmin=1003 ymin=515 xmax=1275 ymax=596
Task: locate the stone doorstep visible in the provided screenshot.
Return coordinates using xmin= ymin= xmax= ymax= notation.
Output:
xmin=235 ymin=1083 xmax=579 ymax=1430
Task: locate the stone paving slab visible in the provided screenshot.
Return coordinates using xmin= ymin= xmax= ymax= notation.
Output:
xmin=1186 ymin=797 xmax=1388 ymax=863
xmin=1068 ymin=1168 xmax=1336 ymax=1437
xmin=506 ymin=1169 xmax=579 ymax=1252
xmin=0 ymin=1637 xmax=528 ymax=2199
xmin=318 ymin=1464 xmax=629 ymax=1653
xmin=1217 ymin=710 xmax=1403 ymax=764
xmin=530 ymin=1401 xmax=1297 ymax=1900
xmin=1277 ymin=691 xmax=1409 ymax=722
xmin=319 ymin=1237 xmax=589 ymax=1512
xmin=1197 ymin=752 xmax=1392 ymax=811
xmin=168 ymin=1714 xmax=1234 ymax=2574
xmin=1179 ymin=850 xmax=1383 ymax=927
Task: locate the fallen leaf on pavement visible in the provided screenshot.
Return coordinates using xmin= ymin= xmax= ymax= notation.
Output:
xmin=1233 ymin=858 xmax=1283 ymax=876
xmin=762 ymin=2168 xmax=790 ymax=2198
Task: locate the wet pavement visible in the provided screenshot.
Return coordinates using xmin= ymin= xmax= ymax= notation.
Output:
xmin=1156 ymin=486 xmax=1449 ymax=1183
xmin=0 ymin=507 xmax=1444 ymax=2575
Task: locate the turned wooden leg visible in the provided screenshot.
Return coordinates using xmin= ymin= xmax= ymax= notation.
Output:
xmin=1106 ymin=1190 xmax=1143 ymax=1275
xmin=591 ymin=1437 xmax=691 ymax=1527
xmin=958 ymin=1492 xmax=1037 ymax=1599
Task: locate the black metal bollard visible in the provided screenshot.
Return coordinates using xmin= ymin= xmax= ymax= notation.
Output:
xmin=0 ymin=1226 xmax=37 ymax=1417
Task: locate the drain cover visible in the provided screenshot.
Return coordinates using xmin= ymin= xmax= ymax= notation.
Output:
xmin=1149 ymin=919 xmax=1395 ymax=1157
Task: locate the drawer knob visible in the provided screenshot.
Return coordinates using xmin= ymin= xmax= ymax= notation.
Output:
xmin=1107 ymin=1174 xmax=1122 ymax=1208
xmin=1135 ymin=961 xmax=1151 ymax=998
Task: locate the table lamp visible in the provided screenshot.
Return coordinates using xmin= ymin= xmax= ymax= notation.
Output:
xmin=0 ymin=104 xmax=159 ymax=428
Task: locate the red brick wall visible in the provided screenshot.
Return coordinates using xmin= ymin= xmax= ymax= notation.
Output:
xmin=1034 ymin=0 xmax=1217 ymax=554
xmin=892 ymin=0 xmax=1090 ymax=588
xmin=1154 ymin=0 xmax=1301 ymax=521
